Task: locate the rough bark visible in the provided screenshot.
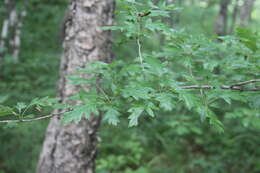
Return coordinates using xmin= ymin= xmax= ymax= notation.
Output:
xmin=37 ymin=0 xmax=114 ymax=173
xmin=214 ymin=0 xmax=231 ymax=35
xmin=239 ymin=0 xmax=255 ymax=26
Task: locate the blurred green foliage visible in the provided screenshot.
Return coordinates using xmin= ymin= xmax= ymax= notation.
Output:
xmin=0 ymin=0 xmax=259 ymax=173
xmin=0 ymin=1 xmax=67 ymax=172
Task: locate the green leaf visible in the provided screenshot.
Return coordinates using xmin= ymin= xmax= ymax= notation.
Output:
xmin=81 ymin=61 xmax=108 ymax=72
xmin=235 ymin=27 xmax=258 ymax=52
xmin=144 ymin=56 xmax=166 ymax=76
xmin=149 ymin=10 xmax=169 ymax=17
xmin=103 ymin=107 xmax=120 ymax=125
xmin=128 ymin=107 xmax=144 ymax=127
xmin=146 ymin=107 xmax=154 ymax=117
xmin=120 ymin=64 xmax=142 ymax=76
xmin=4 ymin=122 xmax=18 ymax=128
xmin=30 ymin=97 xmax=57 ymax=107
xmin=67 ymin=75 xmax=94 ymax=85
xmin=16 ymin=102 xmax=27 ymax=113
xmin=180 ymin=92 xmax=198 ymax=110
xmin=155 ymin=93 xmax=175 ymax=111
xmin=249 ymin=95 xmax=260 ymax=108
xmin=122 ymin=85 xmax=153 ymax=100
xmin=207 ymin=110 xmax=224 ymax=133
xmin=63 ymin=104 xmax=99 ymax=124
xmin=0 ymin=106 xmax=14 ymax=117
xmin=126 ymin=0 xmax=136 ymax=4
xmin=145 ymin=19 xmax=168 ymax=33
xmin=145 ymin=102 xmax=157 ymax=117
xmin=102 ymin=26 xmax=124 ymax=31
xmin=53 ymin=103 xmax=71 ymax=109
xmin=196 ymin=105 xmax=207 ymax=122
xmin=220 ymin=95 xmax=231 ymax=105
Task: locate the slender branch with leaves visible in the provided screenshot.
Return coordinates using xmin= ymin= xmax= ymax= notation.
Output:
xmin=0 ymin=0 xmax=259 ymax=133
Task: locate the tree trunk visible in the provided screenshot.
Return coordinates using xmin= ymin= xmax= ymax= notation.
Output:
xmin=239 ymin=0 xmax=255 ymax=26
xmin=229 ymin=0 xmax=239 ymax=33
xmin=10 ymin=3 xmax=27 ymax=62
xmin=214 ymin=0 xmax=231 ymax=35
xmin=37 ymin=0 xmax=114 ymax=173
xmin=0 ymin=0 xmax=13 ymax=61
xmin=0 ymin=0 xmax=27 ymax=63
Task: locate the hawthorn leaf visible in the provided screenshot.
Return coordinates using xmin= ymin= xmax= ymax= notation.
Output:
xmin=155 ymin=93 xmax=175 ymax=111
xmin=16 ymin=102 xmax=27 ymax=113
xmin=128 ymin=107 xmax=144 ymax=127
xmin=63 ymin=104 xmax=98 ymax=124
xmin=104 ymin=107 xmax=120 ymax=125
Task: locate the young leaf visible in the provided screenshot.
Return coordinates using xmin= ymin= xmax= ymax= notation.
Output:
xmin=16 ymin=102 xmax=27 ymax=113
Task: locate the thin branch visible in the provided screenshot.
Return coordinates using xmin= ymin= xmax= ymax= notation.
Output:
xmin=0 ymin=111 xmax=67 ymax=123
xmin=180 ymin=79 xmax=260 ymax=91
xmin=137 ymin=37 xmax=144 ymax=71
xmin=180 ymin=85 xmax=214 ymax=89
xmin=221 ymin=85 xmax=260 ymax=91
xmin=230 ymin=79 xmax=260 ymax=87
xmin=96 ymin=83 xmax=111 ymax=103
xmin=137 ymin=14 xmax=145 ymax=72
xmin=0 ymin=79 xmax=259 ymax=123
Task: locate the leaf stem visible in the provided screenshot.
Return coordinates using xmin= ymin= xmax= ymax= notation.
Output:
xmin=137 ymin=37 xmax=145 ymax=71
xmin=0 ymin=111 xmax=67 ymax=123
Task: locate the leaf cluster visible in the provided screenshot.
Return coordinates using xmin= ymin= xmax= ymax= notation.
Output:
xmin=63 ymin=1 xmax=259 ymax=132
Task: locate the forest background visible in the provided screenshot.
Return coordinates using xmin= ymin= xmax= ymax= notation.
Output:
xmin=0 ymin=0 xmax=260 ymax=173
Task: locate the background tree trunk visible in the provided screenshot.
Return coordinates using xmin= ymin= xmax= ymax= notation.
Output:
xmin=239 ymin=0 xmax=255 ymax=26
xmin=37 ymin=0 xmax=114 ymax=173
xmin=0 ymin=0 xmax=27 ymax=63
xmin=229 ymin=0 xmax=239 ymax=33
xmin=0 ymin=0 xmax=13 ymax=63
xmin=214 ymin=0 xmax=231 ymax=35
